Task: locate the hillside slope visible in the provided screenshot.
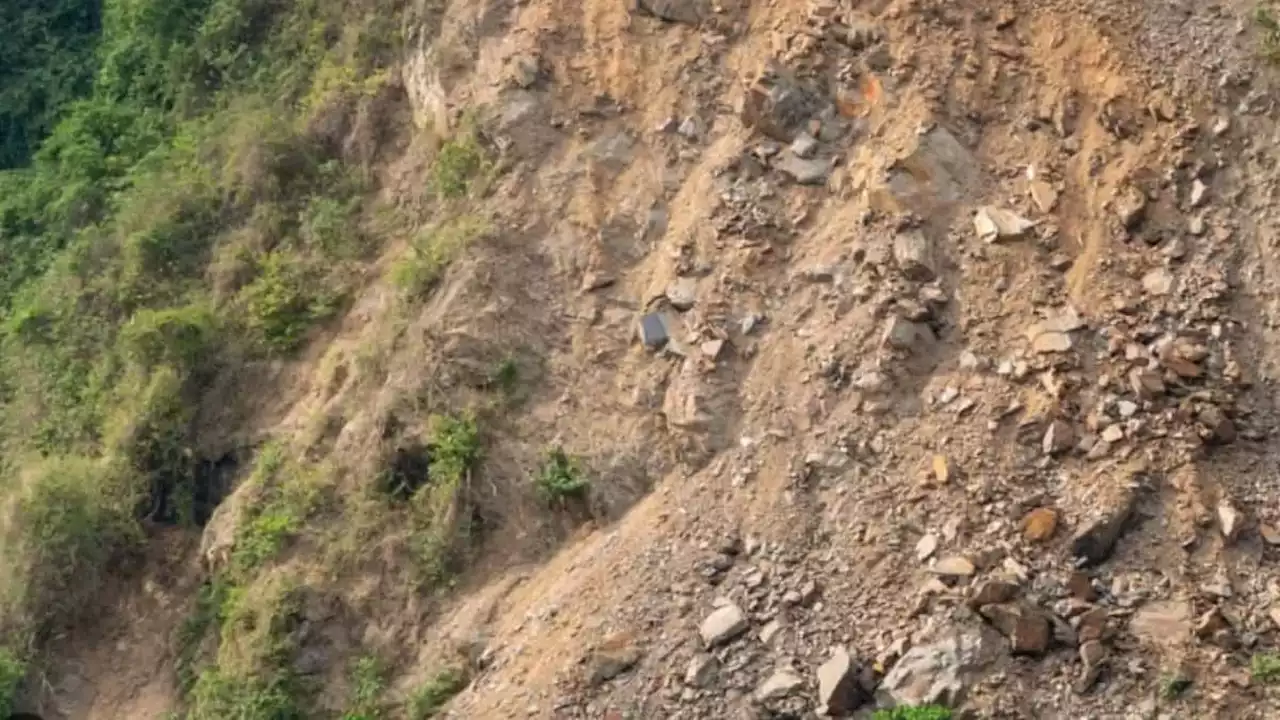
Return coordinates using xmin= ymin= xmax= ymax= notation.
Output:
xmin=11 ymin=0 xmax=1280 ymax=718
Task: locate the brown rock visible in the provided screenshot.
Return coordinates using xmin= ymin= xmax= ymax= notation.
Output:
xmin=970 ymin=579 xmax=1020 ymax=607
xmin=816 ymin=647 xmax=871 ymax=714
xmin=1194 ymin=606 xmax=1229 ymax=639
xmin=1163 ymin=355 xmax=1203 ymax=379
xmin=1042 ymin=420 xmax=1075 ymax=456
xmin=1067 ymin=572 xmax=1096 ymax=602
xmin=1022 ymin=508 xmax=1059 ymax=542
xmin=588 ymin=632 xmax=642 ymax=684
xmin=1077 ymin=607 xmax=1109 ymax=643
xmin=1197 ymin=406 xmax=1236 ymax=445
xmin=1129 ymin=368 xmax=1165 ymax=399
xmin=979 ymin=603 xmax=1052 ymax=655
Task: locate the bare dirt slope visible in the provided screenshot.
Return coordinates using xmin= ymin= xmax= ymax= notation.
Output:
xmin=28 ymin=0 xmax=1280 ymax=717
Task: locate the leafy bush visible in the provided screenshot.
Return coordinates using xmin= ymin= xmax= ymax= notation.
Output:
xmin=430 ymin=132 xmax=486 ymax=199
xmin=188 ymin=575 xmax=303 ymax=719
xmin=407 ymin=667 xmax=468 ymax=719
xmin=239 ymin=251 xmax=339 ymax=352
xmin=228 ymin=444 xmax=325 ymax=577
xmin=119 ymin=302 xmax=219 ymax=371
xmin=189 ymin=668 xmax=303 ymax=720
xmin=428 ymin=415 xmax=481 ymax=489
xmin=0 ymin=646 xmax=25 ymax=717
xmin=535 ymin=447 xmax=589 ymax=503
xmin=342 ymin=654 xmax=387 ymax=719
xmin=7 ymin=455 xmax=142 ymax=629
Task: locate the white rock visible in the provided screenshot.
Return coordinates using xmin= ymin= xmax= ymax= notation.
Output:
xmin=974 ymin=206 xmax=1034 ymax=243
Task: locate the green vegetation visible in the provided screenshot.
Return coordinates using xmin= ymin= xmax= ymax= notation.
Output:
xmin=0 ymin=0 xmax=496 ymax=713
xmin=409 ymin=415 xmax=481 ymax=584
xmin=431 ymin=131 xmax=487 ymax=199
xmin=1158 ymin=672 xmax=1191 ymax=700
xmin=342 ymin=654 xmax=388 ymax=720
xmin=872 ymin=706 xmax=953 ymax=720
xmin=1252 ymin=652 xmax=1280 ymax=683
xmin=0 ymin=0 xmax=101 ymax=168
xmin=186 ymin=574 xmax=305 ymax=719
xmin=407 ymin=667 xmax=468 ymax=720
xmin=490 ymin=355 xmax=519 ymax=395
xmin=176 ymin=579 xmax=231 ymax=693
xmin=391 ymin=215 xmax=489 ymax=299
xmin=535 ymin=447 xmax=589 ymax=504
xmin=0 ymin=646 xmax=25 ymax=717
xmin=1258 ymin=4 xmax=1280 ymax=62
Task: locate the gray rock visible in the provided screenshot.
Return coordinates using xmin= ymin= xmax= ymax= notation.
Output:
xmin=700 ymin=604 xmax=748 ymax=647
xmin=756 ymin=668 xmax=804 ymax=701
xmin=666 ymin=277 xmax=698 ymax=311
xmin=631 ymin=0 xmax=706 ymax=24
xmin=685 ymin=654 xmax=719 ymax=688
xmin=638 ymin=313 xmax=671 ymax=349
xmin=893 ymin=230 xmax=938 ymax=281
xmin=816 ymin=648 xmax=871 ymax=715
xmin=791 ymin=131 xmax=818 ymax=158
xmin=878 ymin=629 xmax=994 ymax=708
xmin=741 ymin=62 xmax=826 ymax=142
xmin=773 ymin=153 xmax=831 ymax=185
xmin=1070 ymin=486 xmax=1137 ymax=566
xmin=881 ymin=316 xmax=936 ymax=351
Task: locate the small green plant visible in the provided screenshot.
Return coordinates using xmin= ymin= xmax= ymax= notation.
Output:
xmin=341 ymin=654 xmax=387 ymax=719
xmin=430 ymin=132 xmax=486 ymax=199
xmin=535 ymin=447 xmax=589 ymax=503
xmin=872 ymin=706 xmax=953 ymax=720
xmin=489 ymin=355 xmax=518 ymax=394
xmin=1158 ymin=672 xmax=1191 ymax=700
xmin=1257 ymin=4 xmax=1280 ymax=62
xmin=176 ymin=579 xmax=231 ymax=692
xmin=428 ymin=415 xmax=481 ymax=488
xmin=0 ymin=647 xmax=26 ymax=717
xmin=390 ymin=215 xmax=488 ymax=299
xmin=231 ymin=508 xmax=300 ymax=576
xmin=407 ymin=667 xmax=468 ymax=719
xmin=1252 ymin=652 xmax=1280 ymax=683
